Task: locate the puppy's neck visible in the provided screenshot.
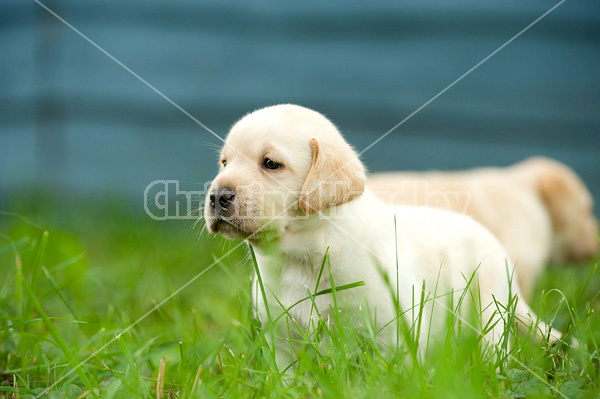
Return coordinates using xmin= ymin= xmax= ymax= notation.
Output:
xmin=254 ymin=191 xmax=380 ymax=269
xmin=262 ymin=213 xmax=331 ymax=267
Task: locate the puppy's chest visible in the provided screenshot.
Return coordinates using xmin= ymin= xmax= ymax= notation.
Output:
xmin=270 ymin=256 xmax=334 ymax=327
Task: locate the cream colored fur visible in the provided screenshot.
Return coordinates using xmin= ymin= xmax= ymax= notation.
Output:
xmin=204 ymin=104 xmax=564 ymax=369
xmin=367 ymin=158 xmax=598 ymax=301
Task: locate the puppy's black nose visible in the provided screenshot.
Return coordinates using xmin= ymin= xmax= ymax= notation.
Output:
xmin=209 ymin=186 xmax=235 ymax=212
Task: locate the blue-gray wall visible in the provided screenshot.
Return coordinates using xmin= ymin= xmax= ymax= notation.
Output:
xmin=1 ymin=0 xmax=599 ymax=212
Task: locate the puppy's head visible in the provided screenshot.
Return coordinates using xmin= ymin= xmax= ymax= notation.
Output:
xmin=204 ymin=104 xmax=366 ymax=243
xmin=527 ymin=157 xmax=598 ymax=263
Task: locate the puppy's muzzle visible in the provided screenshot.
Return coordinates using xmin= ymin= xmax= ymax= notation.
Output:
xmin=209 ymin=186 xmax=236 ymax=215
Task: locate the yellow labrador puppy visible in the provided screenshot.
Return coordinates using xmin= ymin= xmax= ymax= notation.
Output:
xmin=204 ymin=104 xmax=562 ymax=367
xmin=368 ymin=158 xmax=598 ymax=301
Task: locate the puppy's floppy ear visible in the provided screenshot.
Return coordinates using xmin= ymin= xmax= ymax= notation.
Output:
xmin=299 ymin=138 xmax=366 ymax=215
xmin=538 ymin=170 xmax=571 ymax=231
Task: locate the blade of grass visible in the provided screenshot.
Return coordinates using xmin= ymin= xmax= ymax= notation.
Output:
xmin=1 ymin=317 xmax=86 ymax=332
xmin=41 ymin=265 xmax=80 ymax=320
xmin=394 ymin=214 xmax=400 ymax=349
xmin=115 ymin=332 xmax=151 ymax=397
xmin=308 ymin=248 xmax=329 ymax=328
xmin=156 ymin=356 xmax=166 ymax=399
xmin=50 ymin=253 xmax=85 ymax=272
xmin=188 ymin=364 xmax=202 ymax=399
xmin=11 ymin=239 xmax=26 ymax=373
xmin=326 ymin=254 xmax=352 ymax=355
xmin=22 ymin=230 xmax=49 ymax=357
xmin=29 ymin=231 xmax=48 ymax=291
xmin=249 ymin=246 xmax=279 ymax=375
xmin=20 ymin=274 xmax=97 ymax=394
xmin=0 ymin=237 xmax=29 ymax=256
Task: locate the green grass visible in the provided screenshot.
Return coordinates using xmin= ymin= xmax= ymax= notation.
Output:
xmin=0 ymin=195 xmax=599 ymax=398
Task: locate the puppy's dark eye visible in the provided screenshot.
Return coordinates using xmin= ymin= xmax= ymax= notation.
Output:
xmin=221 ymin=160 xmax=227 ymax=167
xmin=263 ymin=158 xmax=280 ymax=170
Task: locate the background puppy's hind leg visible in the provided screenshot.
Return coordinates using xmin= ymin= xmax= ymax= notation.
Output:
xmin=514 ymin=299 xmax=567 ymax=345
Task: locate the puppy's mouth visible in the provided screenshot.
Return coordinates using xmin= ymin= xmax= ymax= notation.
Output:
xmin=209 ymin=217 xmax=254 ymax=239
xmin=207 ymin=216 xmax=281 ymax=245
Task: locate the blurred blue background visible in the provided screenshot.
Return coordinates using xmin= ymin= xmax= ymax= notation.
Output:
xmin=1 ymin=0 xmax=599 ymax=213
